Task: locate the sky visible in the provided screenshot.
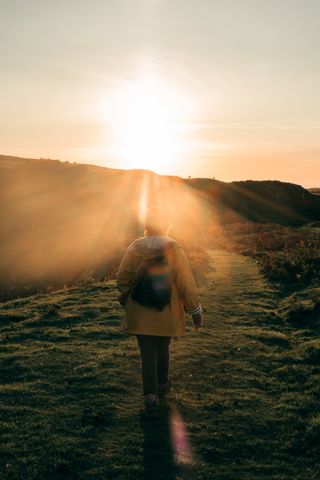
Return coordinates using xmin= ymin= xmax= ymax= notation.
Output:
xmin=1 ymin=0 xmax=319 ymax=186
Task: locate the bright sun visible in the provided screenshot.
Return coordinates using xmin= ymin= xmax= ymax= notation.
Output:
xmin=99 ymin=75 xmax=192 ymax=173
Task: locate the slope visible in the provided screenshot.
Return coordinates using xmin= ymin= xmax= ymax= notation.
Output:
xmin=1 ymin=249 xmax=319 ymax=479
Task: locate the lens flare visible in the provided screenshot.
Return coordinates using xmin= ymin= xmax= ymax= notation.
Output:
xmin=170 ymin=407 xmax=193 ymax=465
xmin=138 ymin=173 xmax=149 ymax=225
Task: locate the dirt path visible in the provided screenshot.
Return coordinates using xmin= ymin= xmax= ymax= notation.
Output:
xmin=204 ymin=248 xmax=277 ymax=318
xmin=0 ymin=249 xmax=318 ymax=480
xmin=165 ymin=249 xmax=288 ymax=479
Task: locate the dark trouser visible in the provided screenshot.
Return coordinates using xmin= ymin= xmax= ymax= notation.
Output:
xmin=136 ymin=335 xmax=171 ymax=396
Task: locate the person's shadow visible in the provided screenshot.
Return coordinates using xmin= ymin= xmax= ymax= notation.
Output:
xmin=139 ymin=398 xmax=197 ymax=480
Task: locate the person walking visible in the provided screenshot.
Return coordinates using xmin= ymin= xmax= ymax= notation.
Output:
xmin=116 ymin=205 xmax=203 ymax=418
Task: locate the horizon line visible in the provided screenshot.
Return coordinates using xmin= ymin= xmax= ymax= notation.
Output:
xmin=0 ymin=152 xmax=318 ymax=190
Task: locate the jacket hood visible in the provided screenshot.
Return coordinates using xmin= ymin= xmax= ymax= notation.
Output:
xmin=128 ymin=235 xmax=177 ymax=257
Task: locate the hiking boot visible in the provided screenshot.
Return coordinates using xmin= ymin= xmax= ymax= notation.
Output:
xmin=157 ymin=379 xmax=172 ymax=396
xmin=144 ymin=393 xmax=159 ymax=419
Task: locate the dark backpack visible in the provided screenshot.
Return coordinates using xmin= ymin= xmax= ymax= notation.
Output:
xmin=131 ymin=251 xmax=173 ymax=311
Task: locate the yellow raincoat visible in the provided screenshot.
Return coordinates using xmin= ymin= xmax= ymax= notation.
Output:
xmin=116 ymin=235 xmax=201 ymax=336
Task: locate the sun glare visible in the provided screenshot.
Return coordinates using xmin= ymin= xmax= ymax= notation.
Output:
xmin=98 ymin=75 xmax=192 ymax=173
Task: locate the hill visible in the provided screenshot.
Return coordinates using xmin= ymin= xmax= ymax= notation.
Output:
xmin=308 ymin=188 xmax=320 ymax=195
xmin=188 ymin=177 xmax=320 ymax=225
xmin=1 ymin=155 xmax=319 ymax=227
xmin=0 ymin=155 xmax=319 ymax=298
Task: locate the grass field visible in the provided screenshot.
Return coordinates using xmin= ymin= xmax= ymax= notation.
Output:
xmin=0 ymin=248 xmax=320 ymax=479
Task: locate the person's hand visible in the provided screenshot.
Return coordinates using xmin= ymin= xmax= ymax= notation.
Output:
xmin=192 ymin=312 xmax=202 ymax=332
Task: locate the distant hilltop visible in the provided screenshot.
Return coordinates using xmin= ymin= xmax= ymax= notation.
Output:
xmin=1 ymin=154 xmax=319 ymax=228
xmin=308 ymin=187 xmax=320 ymax=195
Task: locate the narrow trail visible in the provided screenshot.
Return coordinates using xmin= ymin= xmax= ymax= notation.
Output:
xmin=204 ymin=248 xmax=277 ymax=320
xmin=165 ymin=249 xmax=287 ymax=478
xmin=0 ymin=249 xmax=317 ymax=480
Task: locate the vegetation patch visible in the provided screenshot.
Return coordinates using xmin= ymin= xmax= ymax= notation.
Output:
xmin=204 ymin=222 xmax=320 ymax=292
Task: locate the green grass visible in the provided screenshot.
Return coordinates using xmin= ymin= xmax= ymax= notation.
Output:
xmin=0 ymin=250 xmax=320 ymax=479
